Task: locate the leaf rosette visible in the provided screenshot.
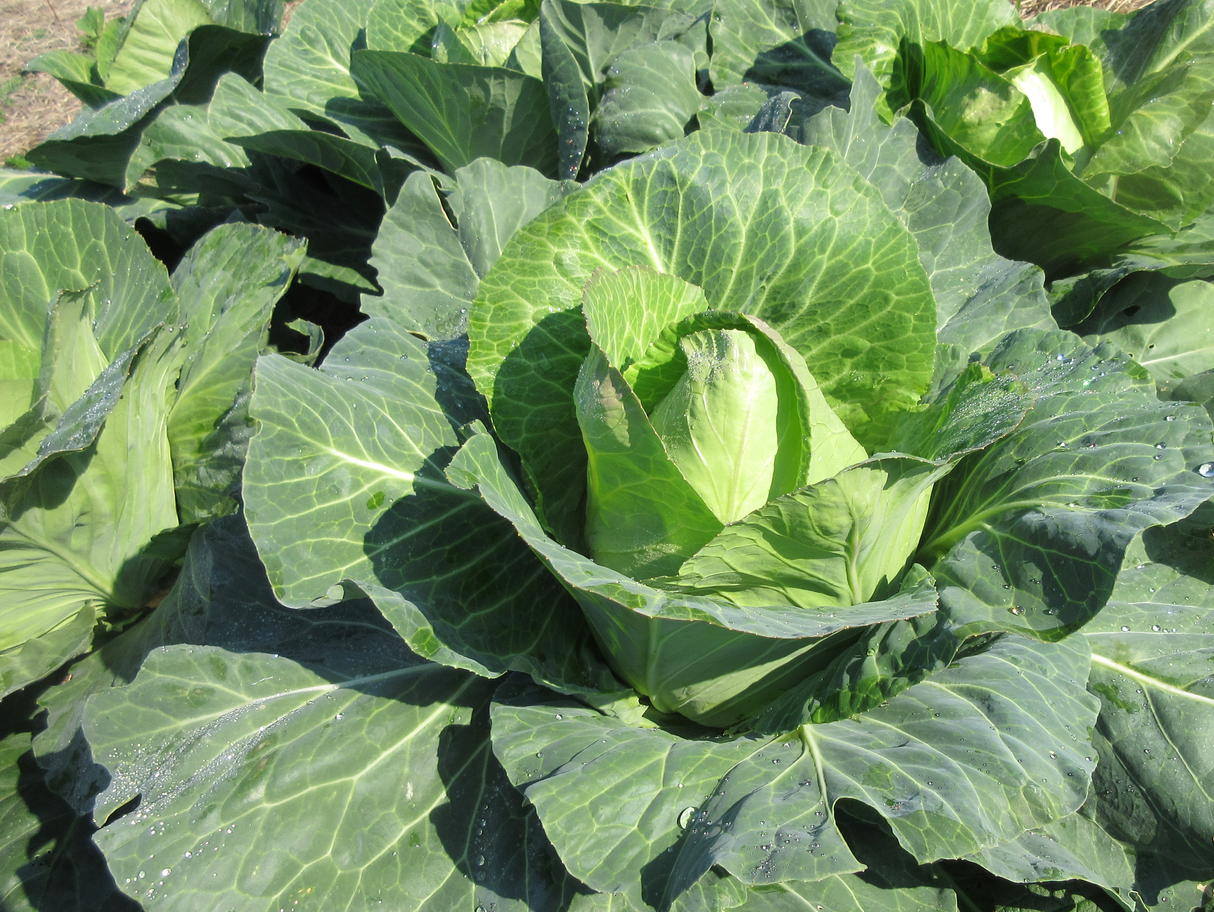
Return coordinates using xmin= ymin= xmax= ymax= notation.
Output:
xmin=233 ymin=86 xmax=1214 ymax=908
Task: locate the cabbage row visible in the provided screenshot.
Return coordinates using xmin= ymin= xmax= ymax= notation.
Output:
xmin=2 ymin=0 xmax=1214 ymax=910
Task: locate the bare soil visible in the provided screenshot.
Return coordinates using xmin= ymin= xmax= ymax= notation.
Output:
xmin=0 ymin=0 xmax=1163 ymax=164
xmin=0 ymin=0 xmax=134 ymax=163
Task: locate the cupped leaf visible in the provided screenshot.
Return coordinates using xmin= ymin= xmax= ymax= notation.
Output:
xmin=491 ymin=634 xmax=1099 ymax=907
xmin=448 ymin=428 xmax=937 ymax=726
xmin=366 ymin=159 xmax=573 ymax=339
xmin=922 ymin=329 xmax=1214 ymax=640
xmin=577 ymin=343 xmax=724 ymax=577
xmin=666 ymin=457 xmax=948 ymax=610
xmin=985 ymin=31 xmax=1111 ymax=153
xmin=903 ymin=41 xmax=1044 ymax=168
xmin=468 ymin=128 xmax=936 ymax=544
xmin=649 ymin=328 xmax=786 ymax=523
xmin=833 ymin=0 xmax=1019 ymax=117
xmin=243 ymin=316 xmax=612 ymax=694
xmin=665 ymin=358 xmax=1031 ymax=616
xmin=589 ymin=273 xmax=867 ymax=488
xmin=166 ymin=222 xmax=306 ymax=523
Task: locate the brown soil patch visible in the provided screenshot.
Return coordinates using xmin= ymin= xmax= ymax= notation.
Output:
xmin=0 ymin=0 xmax=135 ymax=163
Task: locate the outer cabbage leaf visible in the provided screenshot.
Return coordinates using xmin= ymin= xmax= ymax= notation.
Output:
xmin=1080 ymin=504 xmax=1214 ymax=893
xmin=594 ymin=40 xmax=702 ymax=157
xmin=0 ymin=198 xmax=173 ymax=371
xmin=850 ymin=0 xmax=1214 ymax=276
xmin=0 ymin=201 xmax=177 ymax=682
xmin=243 ymin=315 xmax=617 ymax=695
xmin=0 ymin=204 xmax=312 ymax=698
xmin=1078 ymin=273 xmax=1214 ymax=384
xmin=923 ymin=330 xmax=1214 ymax=640
xmin=60 ymin=517 xmax=592 ymax=912
xmin=206 ymin=72 xmax=415 ymax=199
xmin=537 ymin=0 xmax=709 ymax=177
xmin=366 ymin=158 xmax=574 ymax=339
xmin=709 ymin=0 xmax=847 ymax=105
xmin=491 ymin=634 xmax=1099 ymax=908
xmin=27 ymin=22 xmax=271 ymax=188
xmin=165 ymin=222 xmax=306 ymax=522
xmin=0 ymin=321 xmax=180 ymax=674
xmin=0 ymin=730 xmax=132 ymax=912
xmin=260 ymin=0 xmax=418 ymax=148
xmin=833 ymin=0 xmax=1018 ymax=118
xmin=102 ymin=0 xmax=215 ymax=96
xmin=982 ymin=140 xmax=1171 ymax=278
xmin=796 ymin=62 xmax=1057 ymax=360
xmin=351 ymin=50 xmax=560 ymax=176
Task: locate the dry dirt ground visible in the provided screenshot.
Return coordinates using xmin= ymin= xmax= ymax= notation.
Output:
xmin=0 ymin=0 xmax=1160 ymax=165
xmin=0 ymin=0 xmax=134 ymax=163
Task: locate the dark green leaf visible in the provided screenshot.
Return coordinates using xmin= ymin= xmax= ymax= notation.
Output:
xmin=168 ymin=223 xmax=305 ymax=522
xmin=798 ymin=64 xmax=1057 ymax=357
xmin=367 ymin=159 xmax=571 ymax=338
xmin=352 ymin=50 xmax=559 ymax=175
xmin=709 ymin=0 xmax=847 ymax=101
xmin=0 ymin=732 xmax=136 ymax=912
xmin=491 ymin=635 xmax=1098 ymax=908
xmin=244 ymin=317 xmax=612 ymax=693
xmin=924 ymin=330 xmax=1214 ymax=639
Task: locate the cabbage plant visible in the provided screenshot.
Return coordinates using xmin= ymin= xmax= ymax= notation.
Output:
xmin=7 ymin=50 xmax=1214 ymax=912
xmin=833 ymin=0 xmax=1214 ymax=278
